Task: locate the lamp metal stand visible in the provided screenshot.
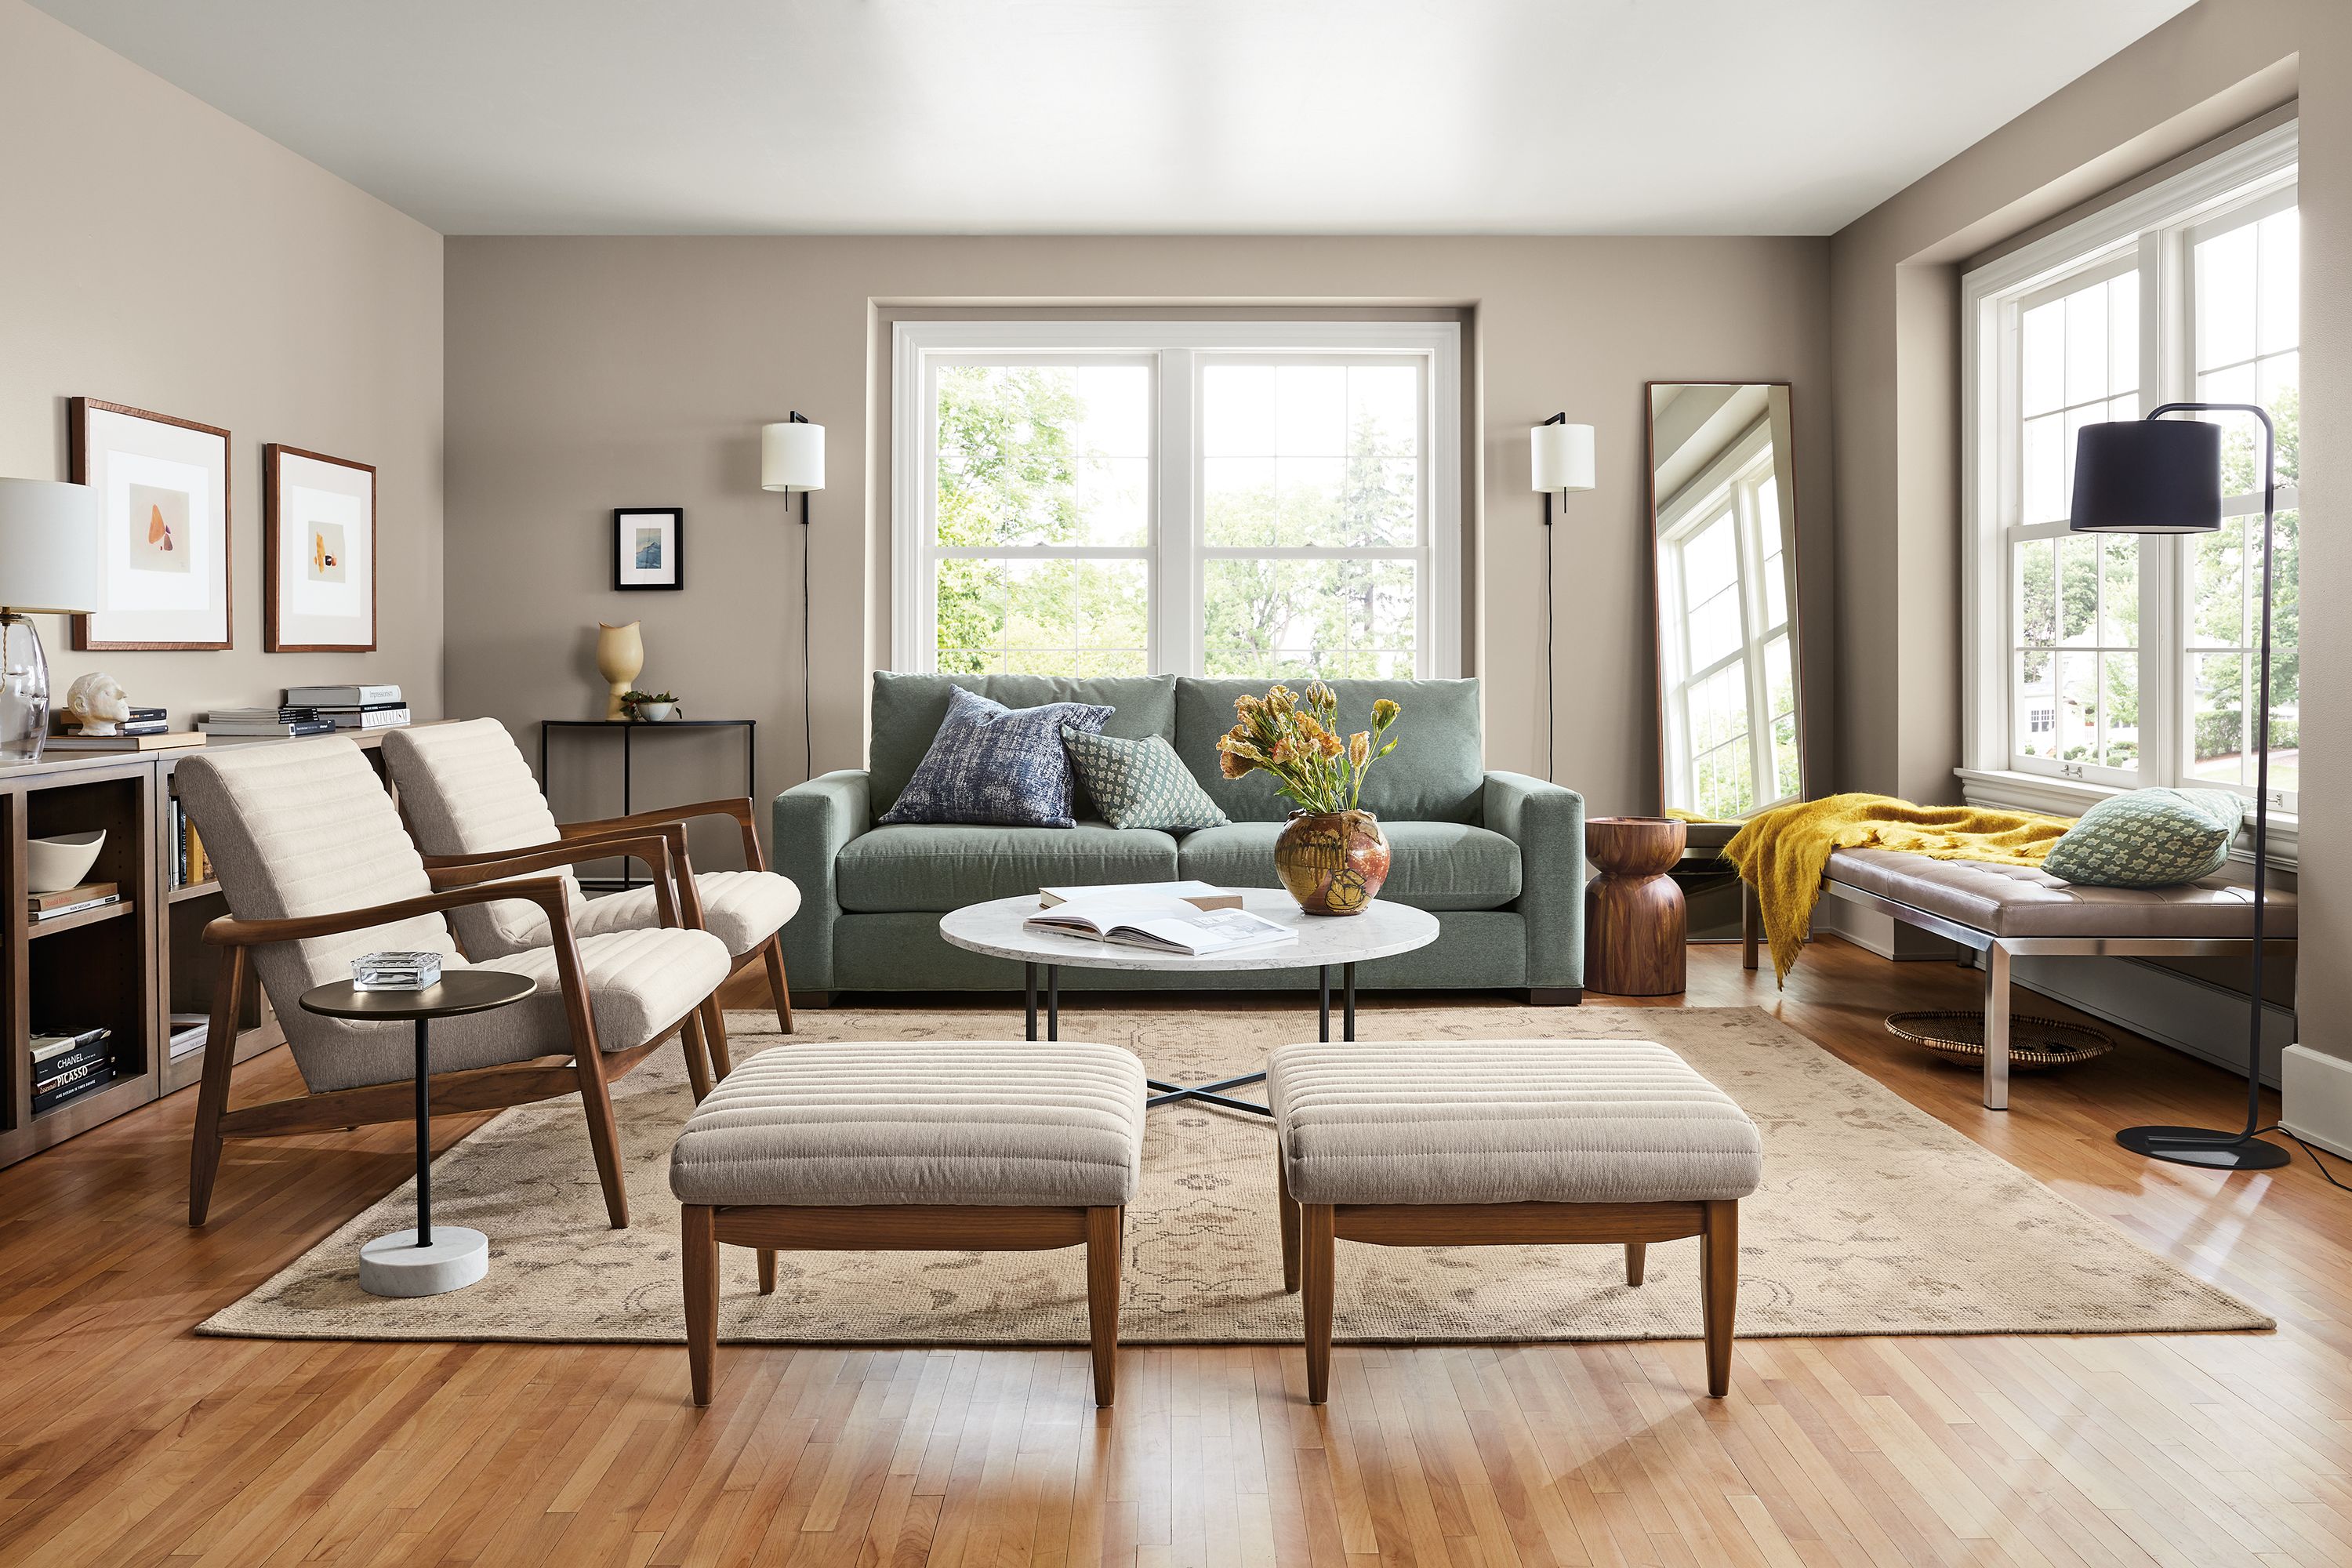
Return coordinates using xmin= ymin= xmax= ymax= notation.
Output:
xmin=2114 ymin=401 xmax=2288 ymax=1171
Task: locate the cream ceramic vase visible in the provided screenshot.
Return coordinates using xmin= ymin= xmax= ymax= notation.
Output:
xmin=595 ymin=621 xmax=644 ymax=720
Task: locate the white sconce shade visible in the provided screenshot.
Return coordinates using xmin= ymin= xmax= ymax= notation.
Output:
xmin=0 ymin=478 xmax=100 ymax=612
xmin=1530 ymin=423 xmax=1595 ymax=493
xmin=761 ymin=420 xmax=826 ymax=492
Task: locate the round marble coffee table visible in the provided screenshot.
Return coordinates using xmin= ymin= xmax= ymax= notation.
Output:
xmin=938 ymin=888 xmax=1439 ymax=1116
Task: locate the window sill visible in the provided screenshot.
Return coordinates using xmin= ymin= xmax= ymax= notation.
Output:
xmin=1953 ymin=767 xmax=2299 ymax=873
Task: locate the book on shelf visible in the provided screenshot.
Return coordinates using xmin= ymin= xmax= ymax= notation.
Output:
xmin=198 ymin=715 xmax=337 ymax=737
xmin=30 ymin=885 xmax=123 ymax=921
xmin=33 ymin=1065 xmax=117 ymax=1116
xmin=33 ymin=1040 xmax=114 ymax=1086
xmin=42 ymin=729 xmax=204 ymax=752
xmin=321 ymin=706 xmax=411 ymax=731
xmin=166 ymin=797 xmax=211 ymax=887
xmin=284 ymin=684 xmax=401 ymax=707
xmin=1037 ymin=879 xmax=1243 ymax=911
xmin=1025 ymin=891 xmax=1297 ymax=956
xmin=67 ymin=719 xmax=166 ymax=737
xmin=169 ymin=1012 xmax=209 ymax=1060
xmin=32 ymin=1028 xmax=116 ymax=1113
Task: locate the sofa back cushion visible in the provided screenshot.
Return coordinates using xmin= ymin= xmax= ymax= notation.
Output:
xmin=1174 ymin=677 xmax=1485 ymax=824
xmin=380 ymin=718 xmax=573 ymax=956
xmin=869 ymin=673 xmax=1177 ymax=815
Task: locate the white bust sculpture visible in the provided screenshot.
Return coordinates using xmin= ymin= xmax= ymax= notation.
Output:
xmin=64 ymin=672 xmax=131 ymax=735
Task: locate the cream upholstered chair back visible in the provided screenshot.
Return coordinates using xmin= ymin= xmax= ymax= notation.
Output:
xmin=174 ymin=739 xmax=465 ymax=1092
xmin=378 ymin=719 xmax=577 ymax=958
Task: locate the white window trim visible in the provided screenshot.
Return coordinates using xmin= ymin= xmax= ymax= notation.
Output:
xmin=889 ymin=319 xmax=1462 ymax=677
xmin=1959 ymin=119 xmax=2300 ymax=858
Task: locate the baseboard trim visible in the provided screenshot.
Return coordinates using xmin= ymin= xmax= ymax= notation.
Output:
xmin=2006 ymin=954 xmax=2292 ymax=1089
xmin=2282 ymin=1045 xmax=2352 ymax=1160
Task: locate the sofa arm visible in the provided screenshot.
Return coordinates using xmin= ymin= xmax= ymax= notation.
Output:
xmin=1484 ymin=771 xmax=1586 ymax=990
xmin=773 ymin=770 xmax=872 ymax=993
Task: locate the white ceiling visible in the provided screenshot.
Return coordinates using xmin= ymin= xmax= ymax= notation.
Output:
xmin=34 ymin=0 xmax=2196 ymax=237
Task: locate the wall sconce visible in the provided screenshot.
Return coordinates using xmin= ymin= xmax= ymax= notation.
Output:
xmin=760 ymin=412 xmax=825 ymax=777
xmin=1529 ymin=414 xmax=1595 ymax=779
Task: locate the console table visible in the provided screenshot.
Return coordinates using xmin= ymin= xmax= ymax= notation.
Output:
xmin=539 ymin=719 xmax=755 ymax=890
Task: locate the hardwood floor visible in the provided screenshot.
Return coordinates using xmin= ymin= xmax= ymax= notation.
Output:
xmin=2 ymin=940 xmax=2347 ymax=1568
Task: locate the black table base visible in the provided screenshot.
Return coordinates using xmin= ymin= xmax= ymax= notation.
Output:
xmin=1022 ymin=960 xmax=1356 ymax=1117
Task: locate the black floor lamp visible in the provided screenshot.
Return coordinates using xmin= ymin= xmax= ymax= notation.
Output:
xmin=2070 ymin=403 xmax=2289 ymax=1171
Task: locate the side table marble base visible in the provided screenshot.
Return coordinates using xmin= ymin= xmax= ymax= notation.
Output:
xmin=359 ymin=1227 xmax=490 ymax=1298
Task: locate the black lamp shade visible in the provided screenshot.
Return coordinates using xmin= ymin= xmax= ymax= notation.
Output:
xmin=2068 ymin=418 xmax=2223 ymax=534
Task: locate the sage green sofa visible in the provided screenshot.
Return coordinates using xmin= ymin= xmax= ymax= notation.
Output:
xmin=772 ymin=673 xmax=1584 ymax=1003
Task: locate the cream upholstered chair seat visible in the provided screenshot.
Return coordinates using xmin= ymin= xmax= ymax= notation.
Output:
xmin=380 ymin=719 xmax=801 ymax=964
xmin=176 ymin=739 xmax=730 ymax=1094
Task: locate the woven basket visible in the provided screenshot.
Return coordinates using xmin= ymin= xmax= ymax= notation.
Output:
xmin=1885 ymin=1011 xmax=2113 ymax=1072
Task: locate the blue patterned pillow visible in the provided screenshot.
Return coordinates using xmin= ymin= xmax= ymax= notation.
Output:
xmin=877 ymin=685 xmax=1113 ymax=829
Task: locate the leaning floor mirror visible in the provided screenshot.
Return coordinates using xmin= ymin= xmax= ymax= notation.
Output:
xmin=1646 ymin=382 xmax=1806 ymax=825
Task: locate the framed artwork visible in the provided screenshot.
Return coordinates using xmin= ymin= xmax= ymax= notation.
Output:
xmin=264 ymin=445 xmax=377 ymax=652
xmin=69 ymin=398 xmax=233 ymax=650
xmin=613 ymin=507 xmax=684 ymax=590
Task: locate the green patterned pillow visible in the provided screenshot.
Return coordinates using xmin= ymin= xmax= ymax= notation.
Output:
xmin=1061 ymin=726 xmax=1231 ymax=831
xmin=2042 ymin=788 xmax=2242 ymax=887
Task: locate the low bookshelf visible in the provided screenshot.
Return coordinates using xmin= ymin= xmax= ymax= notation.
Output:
xmin=0 ymin=728 xmax=420 ymax=1171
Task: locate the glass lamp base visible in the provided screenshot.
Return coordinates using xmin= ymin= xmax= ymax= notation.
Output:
xmin=2115 ymin=1124 xmax=2292 ymax=1170
xmin=0 ymin=612 xmax=52 ymax=765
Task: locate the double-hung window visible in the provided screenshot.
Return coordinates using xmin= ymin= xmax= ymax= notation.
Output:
xmin=1963 ymin=121 xmax=2300 ymax=820
xmin=891 ymin=321 xmax=1461 ymax=679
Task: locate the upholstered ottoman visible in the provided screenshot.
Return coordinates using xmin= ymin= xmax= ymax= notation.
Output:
xmin=1268 ymin=1040 xmax=1762 ymax=1403
xmin=670 ymin=1040 xmax=1147 ymax=1406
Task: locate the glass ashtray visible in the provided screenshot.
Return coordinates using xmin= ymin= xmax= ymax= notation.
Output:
xmin=353 ymin=951 xmax=444 ymax=992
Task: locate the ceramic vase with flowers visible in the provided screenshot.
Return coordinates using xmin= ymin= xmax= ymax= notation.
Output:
xmin=1216 ymin=683 xmax=1402 ymax=916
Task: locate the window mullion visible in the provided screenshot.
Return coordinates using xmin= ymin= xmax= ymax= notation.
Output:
xmin=1156 ymin=348 xmax=1196 ymax=677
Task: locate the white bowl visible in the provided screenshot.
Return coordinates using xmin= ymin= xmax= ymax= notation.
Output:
xmin=637 ymin=702 xmax=676 ymax=722
xmin=27 ymin=829 xmax=105 ymax=894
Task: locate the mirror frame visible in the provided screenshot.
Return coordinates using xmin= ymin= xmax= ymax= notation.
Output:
xmin=1643 ymin=380 xmax=1807 ymax=822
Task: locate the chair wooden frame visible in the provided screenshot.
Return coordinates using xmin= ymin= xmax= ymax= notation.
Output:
xmin=190 ymin=830 xmax=718 ymax=1231
xmin=553 ymin=796 xmax=794 ymax=1036
xmin=1276 ymin=1156 xmax=1739 ymax=1404
xmin=681 ymin=1203 xmax=1123 ymax=1407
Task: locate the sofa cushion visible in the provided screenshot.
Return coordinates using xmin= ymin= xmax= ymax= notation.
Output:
xmin=1174 ymin=678 xmax=1485 ymax=823
xmin=869 ymin=673 xmax=1177 ymax=816
xmin=1175 ymin=820 xmax=1521 ymax=911
xmin=575 ymin=869 xmax=803 ymax=958
xmin=837 ymin=822 xmax=1180 ymax=913
xmin=878 ymin=685 xmax=1112 ymax=829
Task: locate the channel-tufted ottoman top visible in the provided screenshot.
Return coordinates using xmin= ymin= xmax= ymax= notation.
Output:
xmin=668 ymin=1041 xmax=1146 ymax=1209
xmin=1268 ymin=1040 xmax=1762 ymax=1207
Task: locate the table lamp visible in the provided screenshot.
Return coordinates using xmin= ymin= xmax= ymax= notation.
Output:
xmin=761 ymin=412 xmax=826 ymax=779
xmin=2070 ymin=405 xmax=2289 ymax=1171
xmin=0 ymin=478 xmax=100 ymax=764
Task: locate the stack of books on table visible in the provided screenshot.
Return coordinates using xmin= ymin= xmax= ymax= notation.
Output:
xmin=165 ymin=796 xmax=212 ymax=888
xmin=29 ymin=882 xmax=122 ymax=923
xmin=286 ymin=684 xmax=410 ymax=731
xmin=199 ymin=706 xmax=336 ymax=739
xmin=31 ymin=1028 xmax=115 ymax=1115
xmin=46 ymin=707 xmax=205 ymax=752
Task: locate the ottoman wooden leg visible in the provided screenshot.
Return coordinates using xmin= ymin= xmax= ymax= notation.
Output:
xmin=1301 ymin=1203 xmax=1336 ymax=1404
xmin=1625 ymin=1242 xmax=1646 ymax=1286
xmin=1277 ymin=1154 xmax=1301 ymax=1294
xmin=757 ymin=1249 xmax=776 ymax=1294
xmin=1700 ymin=1200 xmax=1738 ymax=1398
xmin=1086 ymin=1207 xmax=1123 ymax=1407
xmin=683 ymin=1204 xmax=718 ymax=1406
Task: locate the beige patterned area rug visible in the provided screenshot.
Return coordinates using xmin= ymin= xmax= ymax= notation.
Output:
xmin=201 ymin=1006 xmax=2269 ymax=1345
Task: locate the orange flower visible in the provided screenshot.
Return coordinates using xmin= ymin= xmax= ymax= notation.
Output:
xmin=1219 ymin=748 xmax=1252 ymax=779
xmin=1348 ymin=731 xmax=1370 ymax=768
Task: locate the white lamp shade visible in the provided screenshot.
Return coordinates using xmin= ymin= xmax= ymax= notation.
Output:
xmin=761 ymin=421 xmax=826 ymax=492
xmin=1530 ymin=423 xmax=1595 ymax=493
xmin=0 ymin=477 xmax=100 ymax=612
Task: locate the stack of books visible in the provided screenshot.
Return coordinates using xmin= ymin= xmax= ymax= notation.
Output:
xmin=169 ymin=1013 xmax=209 ymax=1061
xmin=165 ymin=796 xmax=212 ymax=888
xmin=287 ymin=684 xmax=410 ymax=731
xmin=47 ymin=707 xmax=205 ymax=752
xmin=29 ymin=882 xmax=122 ymax=923
xmin=31 ymin=1028 xmax=114 ymax=1115
xmin=199 ymin=706 xmax=336 ymax=739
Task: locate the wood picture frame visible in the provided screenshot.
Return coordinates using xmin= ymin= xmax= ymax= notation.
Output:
xmin=69 ymin=398 xmax=233 ymax=651
xmin=263 ymin=445 xmax=377 ymax=652
xmin=612 ymin=508 xmax=684 ymax=591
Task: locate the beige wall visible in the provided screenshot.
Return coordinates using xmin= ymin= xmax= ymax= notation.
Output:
xmin=0 ymin=0 xmax=445 ymax=724
xmin=1826 ymin=0 xmax=2350 ymax=1063
xmin=441 ymin=236 xmax=1833 ymax=833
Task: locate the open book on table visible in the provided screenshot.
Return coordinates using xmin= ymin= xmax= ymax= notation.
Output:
xmin=1025 ymin=891 xmax=1298 ymax=956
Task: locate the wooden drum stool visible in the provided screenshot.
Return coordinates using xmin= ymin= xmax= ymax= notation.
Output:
xmin=1584 ymin=815 xmax=1688 ymax=996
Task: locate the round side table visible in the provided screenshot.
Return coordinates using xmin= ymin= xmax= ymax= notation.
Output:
xmin=300 ymin=970 xmax=535 ymax=1298
xmin=1584 ymin=817 xmax=1689 ymax=996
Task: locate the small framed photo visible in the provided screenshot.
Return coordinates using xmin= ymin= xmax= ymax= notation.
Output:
xmin=613 ymin=508 xmax=684 ymax=590
xmin=71 ymin=398 xmax=233 ymax=651
xmin=264 ymin=445 xmax=376 ymax=652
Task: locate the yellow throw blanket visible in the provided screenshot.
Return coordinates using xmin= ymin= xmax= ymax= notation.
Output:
xmin=1722 ymin=794 xmax=2075 ymax=984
